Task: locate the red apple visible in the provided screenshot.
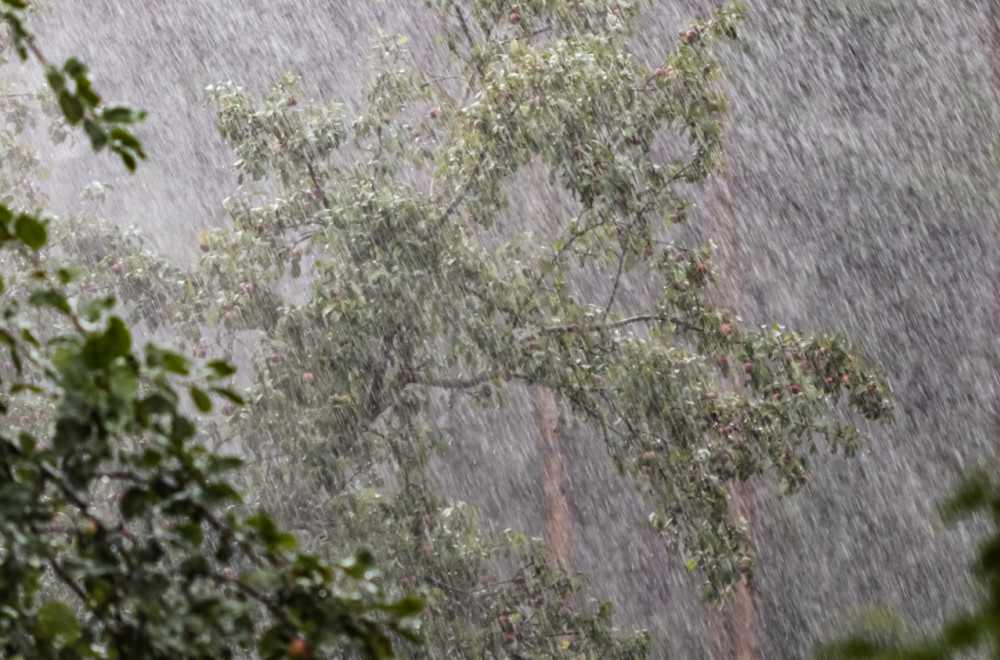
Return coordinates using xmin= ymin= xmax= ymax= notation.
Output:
xmin=719 ymin=323 xmax=731 ymax=336
xmin=429 ymin=106 xmax=439 ymax=119
xmin=286 ymin=637 xmax=313 ymax=660
xmin=302 ymin=372 xmax=315 ymax=385
xmin=509 ymin=11 xmax=520 ymax=24
xmin=111 ymin=263 xmax=122 ymax=275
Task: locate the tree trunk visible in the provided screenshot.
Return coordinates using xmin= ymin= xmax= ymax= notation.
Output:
xmin=532 ymin=386 xmax=571 ymax=568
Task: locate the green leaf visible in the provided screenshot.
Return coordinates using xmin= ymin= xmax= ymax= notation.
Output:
xmin=119 ymin=150 xmax=137 ymax=172
xmin=14 ymin=214 xmax=47 ymax=249
xmin=45 ymin=66 xmax=65 ymax=93
xmin=205 ymin=359 xmax=237 ymax=378
xmin=102 ymin=106 xmax=140 ymax=123
xmin=146 ymin=344 xmax=190 ymax=375
xmin=82 ymin=317 xmax=131 ymax=368
xmin=83 ymin=119 xmax=108 ymax=151
xmin=190 ymin=387 xmax=212 ymax=413
xmin=120 ymin=487 xmax=151 ymax=519
xmin=210 ymin=387 xmax=244 ymax=406
xmin=56 ymin=266 xmax=82 ymax=284
xmin=377 ymin=595 xmax=424 ymax=617
xmin=36 ymin=601 xmax=80 ymax=648
xmin=58 ymin=91 xmax=83 ymax=125
xmin=63 ymin=57 xmax=88 ymax=78
xmin=28 ymin=289 xmax=70 ymax=314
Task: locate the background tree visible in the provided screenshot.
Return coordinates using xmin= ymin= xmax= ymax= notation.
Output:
xmin=48 ymin=1 xmax=895 ymax=656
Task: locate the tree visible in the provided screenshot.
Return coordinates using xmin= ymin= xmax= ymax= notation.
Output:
xmin=0 ymin=2 xmax=419 ymax=658
xmin=188 ymin=0 xmax=890 ymax=601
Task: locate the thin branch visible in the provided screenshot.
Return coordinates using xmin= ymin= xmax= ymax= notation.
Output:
xmin=436 ymin=145 xmax=488 ymax=227
xmin=540 ymin=314 xmax=703 ymax=336
xmin=602 ymin=249 xmax=626 ymax=320
xmin=304 ymin=158 xmax=330 ymax=211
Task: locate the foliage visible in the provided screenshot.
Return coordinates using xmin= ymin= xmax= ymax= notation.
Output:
xmin=1 ymin=0 xmax=146 ymax=170
xmin=815 ymin=470 xmax=1000 ymax=659
xmin=1 ymin=0 xmax=899 ymax=657
xmin=0 ymin=5 xmax=418 ymax=659
xmin=191 ymin=0 xmax=890 ymax=604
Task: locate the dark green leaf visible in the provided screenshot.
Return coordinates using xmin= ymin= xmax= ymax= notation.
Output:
xmin=120 ymin=487 xmax=151 ymax=519
xmin=58 ymin=91 xmax=83 ymax=125
xmin=210 ymin=387 xmax=244 ymax=406
xmin=82 ymin=317 xmax=131 ymax=368
xmin=190 ymin=387 xmax=212 ymax=412
xmin=28 ymin=289 xmax=70 ymax=314
xmin=14 ymin=214 xmax=47 ymax=249
xmin=205 ymin=359 xmax=237 ymax=378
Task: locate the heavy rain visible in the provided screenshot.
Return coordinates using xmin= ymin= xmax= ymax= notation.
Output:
xmin=0 ymin=1 xmax=996 ymax=659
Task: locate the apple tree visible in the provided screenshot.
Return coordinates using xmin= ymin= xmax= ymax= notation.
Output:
xmin=134 ymin=0 xmax=890 ymax=651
